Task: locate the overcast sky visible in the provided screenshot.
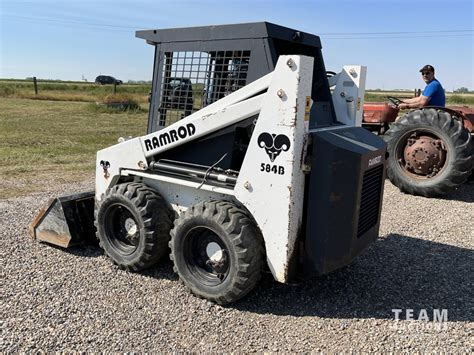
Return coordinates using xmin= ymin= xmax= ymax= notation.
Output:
xmin=1 ymin=0 xmax=473 ymax=90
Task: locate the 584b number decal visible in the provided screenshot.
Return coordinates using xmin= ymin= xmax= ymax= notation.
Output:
xmin=260 ymin=163 xmax=285 ymax=175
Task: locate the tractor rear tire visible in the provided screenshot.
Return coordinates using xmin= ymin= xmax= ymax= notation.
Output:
xmin=95 ymin=183 xmax=172 ymax=271
xmin=169 ymin=200 xmax=264 ymax=305
xmin=384 ymin=108 xmax=473 ymax=197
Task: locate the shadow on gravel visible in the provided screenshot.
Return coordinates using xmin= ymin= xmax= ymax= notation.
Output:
xmin=62 ymin=241 xmax=102 ymax=258
xmin=43 ymin=228 xmax=472 ymax=321
xmin=440 ymin=182 xmax=474 ymax=203
xmin=62 ymin=242 xmax=178 ymax=281
xmin=233 ymin=234 xmax=473 ymax=322
xmin=41 ymin=242 xmax=103 ymax=258
xmin=141 ymin=259 xmax=177 ymax=281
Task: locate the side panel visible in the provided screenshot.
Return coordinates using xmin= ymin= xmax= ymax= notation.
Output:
xmin=234 ymin=55 xmax=314 ymax=282
xmin=148 ymin=44 xmax=163 ymax=134
xmin=330 ymin=66 xmax=367 ymax=127
xmin=95 ymin=138 xmax=148 ymax=200
xmin=303 ymin=127 xmax=386 ymax=276
xmin=141 ymin=177 xmax=234 ymax=215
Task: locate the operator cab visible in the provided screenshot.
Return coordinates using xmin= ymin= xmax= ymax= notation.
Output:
xmin=136 ymin=22 xmax=339 ymax=170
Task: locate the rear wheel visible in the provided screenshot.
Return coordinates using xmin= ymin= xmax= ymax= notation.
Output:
xmin=170 ymin=200 xmax=264 ymax=305
xmin=96 ymin=183 xmax=172 ymax=271
xmin=384 ymin=108 xmax=473 ymax=197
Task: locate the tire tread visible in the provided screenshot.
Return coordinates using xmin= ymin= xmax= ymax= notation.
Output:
xmin=384 ymin=109 xmax=473 ymax=197
xmin=95 ymin=182 xmax=172 ymax=271
xmin=169 ymin=200 xmax=264 ymax=305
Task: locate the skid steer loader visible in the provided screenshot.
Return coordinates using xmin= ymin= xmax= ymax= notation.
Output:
xmin=30 ymin=22 xmax=387 ymax=304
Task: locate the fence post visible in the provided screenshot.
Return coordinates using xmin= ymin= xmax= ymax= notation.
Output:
xmin=33 ymin=77 xmax=38 ymax=95
xmin=113 ymin=81 xmax=117 ymax=94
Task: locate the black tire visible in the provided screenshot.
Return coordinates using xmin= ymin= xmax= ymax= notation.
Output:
xmin=170 ymin=200 xmax=264 ymax=305
xmin=384 ymin=108 xmax=473 ymax=197
xmin=95 ymin=183 xmax=172 ymax=271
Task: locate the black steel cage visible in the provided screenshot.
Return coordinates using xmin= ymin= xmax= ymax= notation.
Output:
xmin=136 ymin=22 xmax=337 ymax=133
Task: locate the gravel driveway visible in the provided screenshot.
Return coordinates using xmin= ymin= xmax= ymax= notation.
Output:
xmin=1 ymin=180 xmax=472 ymax=352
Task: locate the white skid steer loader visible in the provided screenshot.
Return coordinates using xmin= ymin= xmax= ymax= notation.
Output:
xmin=31 ymin=22 xmax=387 ymax=304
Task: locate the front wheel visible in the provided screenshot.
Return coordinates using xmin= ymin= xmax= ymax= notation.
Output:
xmin=384 ymin=108 xmax=473 ymax=197
xmin=170 ymin=200 xmax=264 ymax=305
xmin=95 ymin=183 xmax=172 ymax=271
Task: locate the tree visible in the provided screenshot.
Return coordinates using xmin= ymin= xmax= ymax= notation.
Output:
xmin=454 ymin=87 xmax=469 ymax=93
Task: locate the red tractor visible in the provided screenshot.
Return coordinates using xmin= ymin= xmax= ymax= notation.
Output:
xmin=363 ymin=97 xmax=473 ymax=197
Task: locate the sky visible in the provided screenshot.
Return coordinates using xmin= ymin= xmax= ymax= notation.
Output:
xmin=0 ymin=0 xmax=473 ymax=91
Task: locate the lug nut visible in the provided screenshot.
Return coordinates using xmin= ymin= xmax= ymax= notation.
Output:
xmin=277 ymin=89 xmax=285 ymax=98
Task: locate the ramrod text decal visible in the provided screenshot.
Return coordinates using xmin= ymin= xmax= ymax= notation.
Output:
xmin=144 ymin=123 xmax=196 ymax=151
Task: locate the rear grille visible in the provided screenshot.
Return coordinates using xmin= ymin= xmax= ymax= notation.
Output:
xmin=357 ymin=164 xmax=383 ymax=237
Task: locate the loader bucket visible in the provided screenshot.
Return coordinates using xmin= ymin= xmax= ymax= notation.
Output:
xmin=29 ymin=191 xmax=96 ymax=248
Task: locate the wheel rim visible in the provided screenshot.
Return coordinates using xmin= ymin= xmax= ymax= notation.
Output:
xmin=395 ymin=129 xmax=448 ymax=179
xmin=103 ymin=203 xmax=140 ymax=255
xmin=183 ymin=226 xmax=230 ymax=286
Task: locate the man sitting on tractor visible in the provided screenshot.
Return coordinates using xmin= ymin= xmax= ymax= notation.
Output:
xmin=398 ymin=65 xmax=445 ymax=109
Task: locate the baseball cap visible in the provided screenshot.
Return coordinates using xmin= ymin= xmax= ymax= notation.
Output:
xmin=419 ymin=65 xmax=435 ymax=73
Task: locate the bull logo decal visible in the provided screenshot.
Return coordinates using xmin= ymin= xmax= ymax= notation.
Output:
xmin=257 ymin=132 xmax=291 ymax=162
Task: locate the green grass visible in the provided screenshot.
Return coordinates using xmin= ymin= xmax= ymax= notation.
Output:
xmin=0 ymin=98 xmax=148 ymax=199
xmin=4 ymin=79 xmax=472 ymax=106
xmin=0 ymin=79 xmax=151 ymax=103
xmin=1 ymin=83 xmax=472 ymax=199
xmin=446 ymin=94 xmax=474 ymax=105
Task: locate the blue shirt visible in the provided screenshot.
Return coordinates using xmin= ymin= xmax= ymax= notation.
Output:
xmin=422 ymin=79 xmax=445 ymax=107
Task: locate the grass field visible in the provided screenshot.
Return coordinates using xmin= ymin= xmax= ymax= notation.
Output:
xmin=2 ymin=79 xmax=473 ymax=105
xmin=0 ymin=98 xmax=148 ymax=198
xmin=365 ymin=90 xmax=474 ymax=105
xmin=1 ymin=80 xmax=472 ymax=199
xmin=0 ymin=80 xmax=151 ymax=103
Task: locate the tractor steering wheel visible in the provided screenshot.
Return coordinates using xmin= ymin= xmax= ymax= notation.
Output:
xmin=387 ymin=96 xmax=403 ymax=107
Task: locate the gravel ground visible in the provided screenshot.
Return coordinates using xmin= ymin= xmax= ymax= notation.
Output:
xmin=1 ymin=180 xmax=473 ymax=352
